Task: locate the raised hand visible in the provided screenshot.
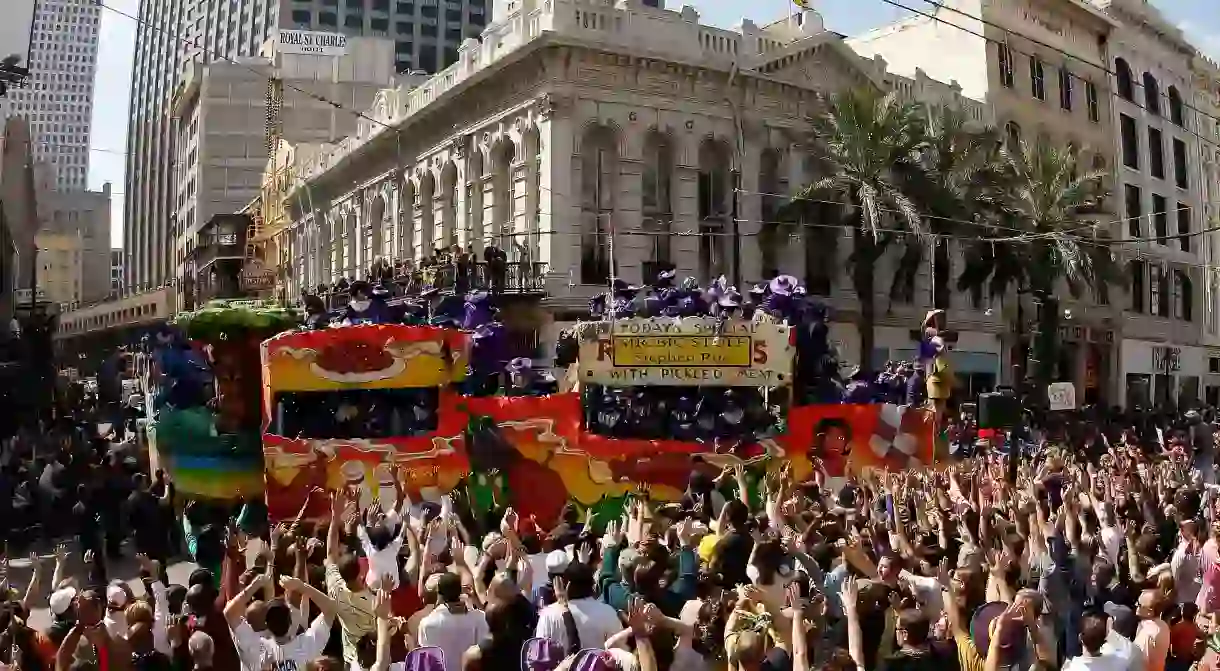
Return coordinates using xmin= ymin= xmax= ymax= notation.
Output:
xmin=552 ymin=576 xmax=569 ymax=606
xmin=500 ymin=508 xmax=519 ymax=535
xmin=374 ymin=588 xmax=393 ymax=619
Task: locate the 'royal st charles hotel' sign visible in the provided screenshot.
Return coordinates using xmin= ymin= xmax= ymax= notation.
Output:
xmin=274 ymin=30 xmax=348 ymax=57
xmin=578 ymin=318 xmax=794 ymax=386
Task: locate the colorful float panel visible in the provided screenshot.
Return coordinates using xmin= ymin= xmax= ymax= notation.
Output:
xmin=148 ymin=407 xmax=266 ymax=501
xmin=260 ymin=324 xmax=470 ymax=395
xmin=262 ymin=392 xmax=470 ymax=520
xmin=261 ymin=393 xmax=940 ymax=528
xmin=577 ymin=318 xmax=794 ymax=386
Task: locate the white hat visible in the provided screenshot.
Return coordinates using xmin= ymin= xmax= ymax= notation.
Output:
xmin=106 ymin=584 xmax=127 ymax=608
xmin=49 ymin=587 xmax=76 ymax=616
xmin=545 ymin=550 xmax=570 ymax=574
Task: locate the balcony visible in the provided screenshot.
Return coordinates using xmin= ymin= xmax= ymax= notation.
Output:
xmin=191 ymin=243 xmax=245 ymax=273
xmin=316 ymin=261 xmax=548 ymax=311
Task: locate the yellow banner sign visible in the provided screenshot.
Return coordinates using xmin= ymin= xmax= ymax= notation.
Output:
xmin=578 ymin=318 xmax=793 ymax=386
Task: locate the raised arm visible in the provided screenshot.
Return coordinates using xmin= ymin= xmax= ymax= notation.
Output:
xmin=280 ymin=574 xmax=338 ymax=623
xmin=326 ymin=489 xmax=344 ymax=563
xmin=223 ymin=572 xmax=272 ymax=626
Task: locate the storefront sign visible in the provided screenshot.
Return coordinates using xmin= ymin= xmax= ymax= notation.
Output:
xmin=275 ymin=30 xmax=348 ymax=56
xmin=578 ymin=318 xmax=793 ymax=386
xmin=1047 ymin=382 xmax=1076 ymax=411
xmin=240 ymin=259 xmax=277 ymax=292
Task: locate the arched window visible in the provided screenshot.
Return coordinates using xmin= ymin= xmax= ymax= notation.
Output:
xmin=1175 ymin=269 xmax=1193 ymax=321
xmin=641 ymin=130 xmax=673 ymax=279
xmin=697 ymin=138 xmax=733 ymax=280
xmin=1005 ymin=121 xmax=1022 ymax=153
xmin=1168 ymin=86 xmax=1185 ymax=126
xmin=1116 ymin=58 xmax=1134 ymax=101
xmin=1143 ymin=72 xmax=1160 ymax=115
xmin=398 ymin=180 xmax=415 ymax=261
xmin=578 ymin=125 xmax=616 ymax=284
xmin=418 ymin=173 xmax=435 ymax=259
xmin=439 ymin=162 xmax=458 ymax=251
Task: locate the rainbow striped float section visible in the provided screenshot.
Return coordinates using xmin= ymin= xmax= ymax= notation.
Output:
xmin=147 ymin=407 xmax=265 ymax=501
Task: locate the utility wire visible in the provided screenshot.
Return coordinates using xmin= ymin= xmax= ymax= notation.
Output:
xmin=93 ymin=1 xmax=400 ymax=136
xmin=866 ymin=0 xmax=1220 ymax=157
xmin=902 ymin=0 xmax=1220 ymax=134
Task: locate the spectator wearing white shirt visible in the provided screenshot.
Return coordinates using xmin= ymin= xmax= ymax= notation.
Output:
xmin=224 ymin=573 xmax=339 ymax=671
xmin=535 ymin=563 xmax=620 ymax=650
xmin=358 ymin=508 xmax=408 ymax=592
xmin=418 ymin=573 xmax=490 ymax=671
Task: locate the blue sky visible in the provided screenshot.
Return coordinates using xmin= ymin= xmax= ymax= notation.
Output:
xmin=88 ymin=0 xmax=1219 ymax=248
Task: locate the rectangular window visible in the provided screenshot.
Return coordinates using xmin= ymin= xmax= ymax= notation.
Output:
xmin=1150 ymin=265 xmax=1162 ymax=316
xmin=1058 ymin=66 xmax=1072 ymax=110
xmin=1156 ymin=268 xmax=1170 ymax=318
xmin=418 ymin=45 xmax=437 ymax=71
xmin=1153 ymin=193 xmax=1168 ymax=244
xmin=345 ymin=14 xmax=362 ymax=27
xmin=998 ymin=43 xmax=1014 ymax=88
xmin=395 ymin=40 xmax=412 ymax=53
xmin=1149 ymin=127 xmax=1164 ymax=179
xmin=290 ymin=9 xmax=311 ymax=24
xmin=445 ymin=27 xmax=461 ymax=41
xmin=421 ymin=5 xmax=438 ymax=17
xmin=443 ymin=46 xmax=458 ymax=66
xmin=1125 ymin=183 xmax=1142 ymax=237
xmin=445 ymin=8 xmax=461 ymax=20
xmin=1173 ymin=138 xmax=1188 ymax=188
xmin=397 ymin=2 xmax=414 ymax=12
xmin=1030 ymin=57 xmax=1045 ymax=100
xmin=421 ymin=23 xmax=437 ymax=36
xmin=371 ymin=17 xmax=389 ymax=30
xmin=1131 ymin=261 xmax=1145 ymax=312
xmin=373 ymin=0 xmax=391 ymax=10
xmin=1178 ymin=203 xmax=1192 ymax=253
xmin=1120 ymin=114 xmax=1139 ymax=169
xmin=397 ymin=20 xmax=413 ymax=32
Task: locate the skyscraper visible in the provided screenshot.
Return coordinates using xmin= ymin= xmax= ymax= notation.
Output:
xmin=4 ymin=0 xmax=99 ymax=192
xmin=123 ymin=0 xmax=488 ymax=294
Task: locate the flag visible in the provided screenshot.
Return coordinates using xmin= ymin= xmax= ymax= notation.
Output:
xmin=793 ymin=0 xmax=811 ymax=8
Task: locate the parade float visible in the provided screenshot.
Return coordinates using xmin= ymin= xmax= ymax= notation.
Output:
xmin=254 ymin=279 xmax=945 ymax=527
xmin=146 ymin=300 xmax=300 ymax=500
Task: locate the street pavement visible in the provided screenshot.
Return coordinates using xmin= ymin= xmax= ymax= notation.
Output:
xmin=4 ymin=547 xmax=198 ymax=631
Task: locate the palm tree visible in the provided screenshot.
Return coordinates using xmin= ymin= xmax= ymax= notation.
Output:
xmin=957 ymin=138 xmax=1120 ymax=396
xmin=797 ymin=88 xmax=926 ymax=373
xmin=890 ymin=107 xmax=1008 ymax=309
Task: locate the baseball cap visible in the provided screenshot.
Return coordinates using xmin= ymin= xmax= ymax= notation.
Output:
xmin=106 ymin=584 xmax=128 ymax=608
xmin=545 ymin=550 xmax=570 ymax=574
xmin=1103 ymin=602 xmax=1138 ymax=637
xmin=49 ymin=587 xmax=77 ymax=616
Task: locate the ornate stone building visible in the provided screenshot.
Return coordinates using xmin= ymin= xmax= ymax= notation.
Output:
xmin=268 ymin=0 xmax=984 ymax=365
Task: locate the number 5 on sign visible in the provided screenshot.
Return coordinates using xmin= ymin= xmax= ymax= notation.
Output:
xmin=1047 ymin=382 xmax=1076 ymax=411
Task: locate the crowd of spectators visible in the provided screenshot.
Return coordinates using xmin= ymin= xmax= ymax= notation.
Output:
xmin=2 ymin=414 xmax=1220 ymax=671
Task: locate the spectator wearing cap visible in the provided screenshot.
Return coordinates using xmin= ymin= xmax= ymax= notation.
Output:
xmin=47 ymin=586 xmax=77 ymax=646
xmin=103 ymin=580 xmax=133 ymax=640
xmin=532 ymin=549 xmax=570 ymax=608
xmin=1102 ymin=604 xmax=1145 ymax=671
